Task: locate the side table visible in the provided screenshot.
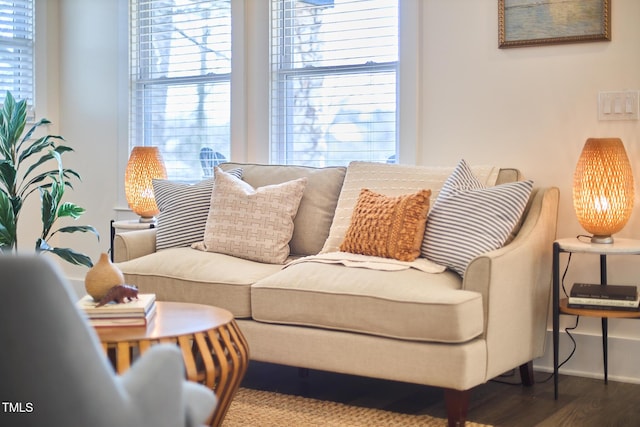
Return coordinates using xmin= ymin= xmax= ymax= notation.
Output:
xmin=109 ymin=219 xmax=156 ymax=261
xmin=552 ymin=237 xmax=640 ymax=399
xmin=95 ymin=302 xmax=249 ymax=427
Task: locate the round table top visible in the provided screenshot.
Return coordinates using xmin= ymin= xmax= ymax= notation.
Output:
xmin=555 ymin=237 xmax=640 ymax=255
xmin=95 ymin=301 xmax=234 ymax=342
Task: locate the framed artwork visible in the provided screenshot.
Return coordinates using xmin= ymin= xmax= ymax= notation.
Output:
xmin=499 ymin=0 xmax=610 ymax=48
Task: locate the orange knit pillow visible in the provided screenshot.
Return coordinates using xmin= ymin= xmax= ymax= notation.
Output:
xmin=339 ymin=188 xmax=431 ymax=262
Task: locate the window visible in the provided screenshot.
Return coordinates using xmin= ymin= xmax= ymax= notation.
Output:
xmin=130 ymin=0 xmax=231 ymax=180
xmin=271 ymin=0 xmax=398 ymax=166
xmin=0 ymin=0 xmax=34 ymax=112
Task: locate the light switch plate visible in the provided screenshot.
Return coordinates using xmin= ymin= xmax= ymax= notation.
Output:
xmin=598 ymin=91 xmax=639 ymax=121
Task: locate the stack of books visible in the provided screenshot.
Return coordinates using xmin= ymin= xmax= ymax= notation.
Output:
xmin=568 ymin=283 xmax=639 ymax=311
xmin=76 ymin=293 xmax=157 ymax=327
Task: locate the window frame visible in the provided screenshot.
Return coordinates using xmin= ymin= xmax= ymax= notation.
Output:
xmin=269 ymin=0 xmax=401 ymax=166
xmin=0 ymin=0 xmax=35 ymax=116
xmin=121 ymin=0 xmax=420 ymax=196
xmin=129 ymin=0 xmax=233 ymax=181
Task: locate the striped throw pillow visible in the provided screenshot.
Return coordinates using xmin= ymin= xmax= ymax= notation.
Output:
xmin=152 ymin=168 xmax=242 ymax=250
xmin=421 ymin=159 xmax=532 ymax=276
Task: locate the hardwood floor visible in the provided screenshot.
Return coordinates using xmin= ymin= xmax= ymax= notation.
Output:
xmin=239 ymin=361 xmax=640 ymax=426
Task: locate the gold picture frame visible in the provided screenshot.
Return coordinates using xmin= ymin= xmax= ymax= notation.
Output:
xmin=499 ymin=0 xmax=610 ymax=48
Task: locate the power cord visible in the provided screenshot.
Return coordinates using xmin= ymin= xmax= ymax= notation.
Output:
xmin=494 ymin=240 xmax=583 ymax=386
xmin=538 ymin=238 xmax=584 ymax=384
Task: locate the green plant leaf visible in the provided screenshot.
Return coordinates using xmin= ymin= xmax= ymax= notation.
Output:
xmin=57 ymin=202 xmax=85 ymax=219
xmin=17 ymin=118 xmax=54 ymax=153
xmin=19 ymin=168 xmax=82 ymax=202
xmin=20 ymin=170 xmax=58 ymax=188
xmin=1 ymin=93 xmax=27 ymax=157
xmin=0 ymin=191 xmax=16 ymax=248
xmin=0 ymin=130 xmax=10 ymax=160
xmin=39 ymin=187 xmax=57 ymax=239
xmin=55 ymin=225 xmax=100 ymax=240
xmin=9 ymin=194 xmax=21 ymax=217
xmin=53 ymin=248 xmax=94 ymax=268
xmin=22 ymin=146 xmax=73 ymax=181
xmin=0 ymin=160 xmax=16 ymax=193
xmin=1 ymin=91 xmax=96 ymax=267
xmin=36 ymin=239 xmax=94 ymax=267
xmin=62 ymin=168 xmax=80 ymax=180
xmin=8 ymin=97 xmax=27 ymax=147
xmin=18 ymin=135 xmax=66 ymax=165
xmin=17 ymin=136 xmax=55 ymax=164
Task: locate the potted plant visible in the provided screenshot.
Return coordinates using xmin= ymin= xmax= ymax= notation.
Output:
xmin=0 ymin=91 xmax=99 ymax=267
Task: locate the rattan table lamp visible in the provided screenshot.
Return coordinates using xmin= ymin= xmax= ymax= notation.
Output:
xmin=573 ymin=138 xmax=635 ymax=244
xmin=125 ymin=146 xmax=167 ymax=222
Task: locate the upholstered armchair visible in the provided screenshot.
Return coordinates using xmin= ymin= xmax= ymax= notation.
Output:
xmin=0 ymin=255 xmax=217 ymax=427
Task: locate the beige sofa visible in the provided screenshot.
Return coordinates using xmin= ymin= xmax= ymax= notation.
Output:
xmin=115 ymin=161 xmax=559 ymax=427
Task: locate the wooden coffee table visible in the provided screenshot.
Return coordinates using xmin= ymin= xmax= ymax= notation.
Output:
xmin=95 ymin=301 xmax=249 ymax=427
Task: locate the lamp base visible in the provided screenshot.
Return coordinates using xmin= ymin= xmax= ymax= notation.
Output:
xmin=138 ymin=216 xmax=156 ymax=223
xmin=591 ymin=235 xmax=614 ymax=244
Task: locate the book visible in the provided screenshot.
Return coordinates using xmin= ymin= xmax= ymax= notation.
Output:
xmin=89 ymin=304 xmax=157 ymax=327
xmin=570 ymin=283 xmax=637 ymax=301
xmin=77 ymin=293 xmax=156 ymax=317
xmin=568 ymin=296 xmax=640 ymax=308
xmin=567 ymin=302 xmax=640 ymax=312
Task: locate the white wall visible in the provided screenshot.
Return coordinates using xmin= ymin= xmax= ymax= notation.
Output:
xmin=418 ymin=1 xmax=640 ymax=382
xmin=40 ymin=0 xmax=640 ymax=381
xmin=36 ymin=0 xmax=130 ymax=283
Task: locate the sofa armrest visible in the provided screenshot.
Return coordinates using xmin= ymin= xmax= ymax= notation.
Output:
xmin=113 ymin=228 xmax=158 ymax=262
xmin=463 ymin=186 xmax=559 ymax=380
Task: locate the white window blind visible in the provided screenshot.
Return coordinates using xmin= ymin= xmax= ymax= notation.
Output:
xmin=130 ymin=0 xmax=231 ymax=181
xmin=271 ymin=0 xmax=398 ymax=166
xmin=0 ymin=0 xmax=34 ymax=112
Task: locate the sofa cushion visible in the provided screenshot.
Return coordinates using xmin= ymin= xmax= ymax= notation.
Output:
xmin=193 ymin=168 xmax=307 ymax=264
xmin=422 ymin=159 xmax=533 ymax=276
xmin=321 ymin=161 xmax=499 ymax=253
xmin=340 ymin=188 xmax=431 ymax=262
xmin=117 ymin=248 xmax=284 ymax=318
xmin=152 ymin=168 xmax=243 ymax=250
xmin=251 ymin=262 xmax=484 ymax=343
xmin=219 ymin=162 xmax=346 ymax=256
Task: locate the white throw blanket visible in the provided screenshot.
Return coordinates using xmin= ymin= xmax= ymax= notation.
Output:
xmin=286 ymin=251 xmax=446 ymax=273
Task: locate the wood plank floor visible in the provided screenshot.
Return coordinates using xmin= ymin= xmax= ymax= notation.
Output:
xmin=239 ymin=361 xmax=640 ymax=426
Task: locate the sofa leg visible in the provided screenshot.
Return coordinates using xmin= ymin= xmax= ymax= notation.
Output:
xmin=444 ymin=388 xmax=469 ymax=427
xmin=519 ymin=361 xmax=535 ymax=387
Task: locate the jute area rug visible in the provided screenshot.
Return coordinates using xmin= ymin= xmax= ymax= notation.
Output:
xmin=222 ymin=387 xmax=492 ymax=427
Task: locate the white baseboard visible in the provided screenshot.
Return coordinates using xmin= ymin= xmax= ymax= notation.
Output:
xmin=534 ymin=330 xmax=640 ymax=384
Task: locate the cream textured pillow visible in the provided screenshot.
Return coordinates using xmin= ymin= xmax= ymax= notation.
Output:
xmin=219 ymin=162 xmax=347 ymax=256
xmin=322 ymin=161 xmax=499 ymax=253
xmin=193 ymin=168 xmax=307 ymax=264
xmin=340 ymin=188 xmax=431 ymax=262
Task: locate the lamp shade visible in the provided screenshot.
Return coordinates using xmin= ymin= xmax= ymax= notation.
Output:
xmin=125 ymin=146 xmax=167 ymax=222
xmin=573 ymin=138 xmax=634 ymax=244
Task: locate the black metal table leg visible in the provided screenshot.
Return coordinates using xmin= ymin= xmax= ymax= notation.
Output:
xmin=600 ymin=254 xmax=608 ymax=384
xmin=602 ymin=317 xmax=608 ymax=384
xmin=553 ymin=242 xmax=560 ymax=399
xmin=110 ymin=219 xmax=115 ymax=262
